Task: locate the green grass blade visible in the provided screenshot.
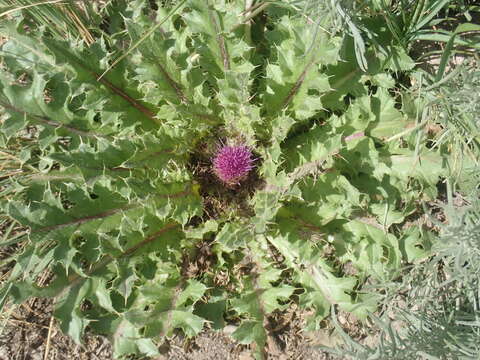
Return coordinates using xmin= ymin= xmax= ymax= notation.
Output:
xmin=411 ymin=0 xmax=450 ymax=34
xmin=434 ymin=31 xmax=457 ymax=82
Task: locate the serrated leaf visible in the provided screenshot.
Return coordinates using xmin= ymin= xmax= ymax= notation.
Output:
xmin=232 ymin=320 xmax=266 ymax=346
xmin=194 ymin=299 xmax=226 ymax=330
xmin=284 ymin=171 xmax=362 ymax=226
xmin=388 ymin=152 xmax=444 ymax=197
xmin=43 ymin=37 xmax=158 ymax=129
xmin=260 ymin=286 xmax=295 ymax=313
xmin=185 ymin=219 xmax=218 ymax=239
xmin=400 ymin=227 xmax=432 ymax=262
xmin=183 ymin=0 xmax=248 ymax=77
xmin=282 ymin=125 xmax=342 ymax=174
xmin=268 ymin=223 xmax=376 ymax=319
xmin=215 ymin=222 xmax=252 ymax=252
xmin=334 ymin=220 xmax=402 ymax=279
xmin=112 ymin=318 xmax=141 ymax=358
xmin=92 ymin=277 xmax=116 ymax=313
xmin=114 ymin=264 xmax=137 ymax=302
xmin=136 ymin=338 xmax=159 ymax=356
xmin=252 ymin=191 xmax=283 ymax=234
xmin=367 ymin=88 xmax=410 ymax=138
xmin=262 ymin=17 xmax=336 ymax=118
xmin=54 ymin=281 xmax=91 ymax=344
xmin=176 ymin=279 xmax=207 ymax=307
xmin=171 ymin=310 xmax=205 ymax=337
xmin=53 ymin=237 xmax=78 ymax=275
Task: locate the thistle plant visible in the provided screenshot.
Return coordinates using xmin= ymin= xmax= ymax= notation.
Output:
xmin=0 ymin=0 xmax=449 ymax=359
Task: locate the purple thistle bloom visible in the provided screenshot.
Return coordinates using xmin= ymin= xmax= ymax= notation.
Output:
xmin=212 ymin=144 xmax=254 ymax=185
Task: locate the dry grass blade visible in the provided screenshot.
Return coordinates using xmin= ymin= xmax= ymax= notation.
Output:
xmin=1 ymin=0 xmax=96 ymax=45
xmin=232 ymin=1 xmax=270 ymax=31
xmin=0 ymin=0 xmax=67 ymax=19
xmin=43 ymin=316 xmax=54 ymax=360
xmin=60 ymin=3 xmax=94 ymax=45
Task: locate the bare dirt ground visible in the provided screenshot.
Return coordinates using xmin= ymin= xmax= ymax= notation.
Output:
xmin=0 ymin=297 xmax=345 ymax=360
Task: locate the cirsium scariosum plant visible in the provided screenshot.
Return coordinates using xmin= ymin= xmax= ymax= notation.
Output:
xmin=0 ymin=0 xmax=446 ymax=358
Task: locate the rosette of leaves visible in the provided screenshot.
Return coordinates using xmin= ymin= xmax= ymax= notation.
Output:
xmin=0 ymin=0 xmax=446 ymax=358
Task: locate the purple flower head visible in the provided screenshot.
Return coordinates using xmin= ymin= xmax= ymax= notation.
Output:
xmin=212 ymin=144 xmax=254 ymax=185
